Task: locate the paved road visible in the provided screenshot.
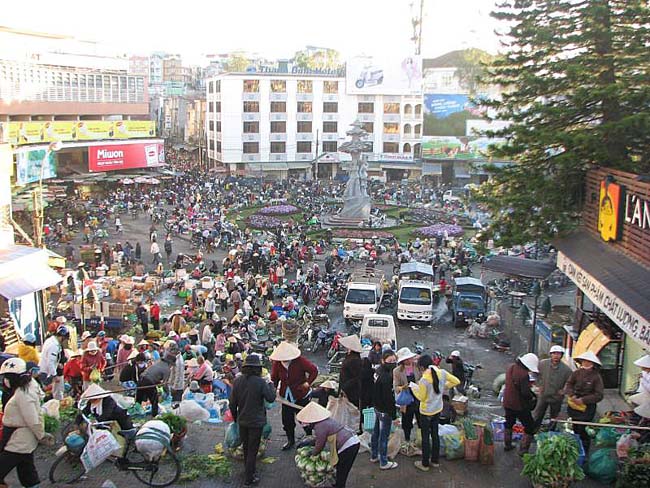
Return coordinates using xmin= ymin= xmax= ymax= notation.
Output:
xmin=24 ymin=209 xmax=599 ymax=488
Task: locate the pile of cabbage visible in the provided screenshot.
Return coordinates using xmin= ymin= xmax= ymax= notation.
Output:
xmin=294 ymin=446 xmax=335 ymax=487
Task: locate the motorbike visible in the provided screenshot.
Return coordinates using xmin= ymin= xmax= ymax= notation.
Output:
xmin=462 ymin=362 xmax=482 ymax=398
xmin=326 ymin=331 xmax=345 ymax=359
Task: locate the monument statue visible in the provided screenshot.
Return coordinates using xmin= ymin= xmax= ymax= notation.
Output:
xmin=338 ymin=121 xmax=372 ymax=221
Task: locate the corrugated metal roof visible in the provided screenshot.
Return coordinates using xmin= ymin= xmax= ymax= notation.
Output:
xmin=481 ymin=255 xmax=556 ymax=279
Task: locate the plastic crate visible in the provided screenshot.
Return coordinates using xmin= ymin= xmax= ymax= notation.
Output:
xmin=536 ymin=431 xmax=586 ymax=466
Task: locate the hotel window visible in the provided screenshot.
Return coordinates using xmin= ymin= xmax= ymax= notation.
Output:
xmin=323 ymin=81 xmax=338 ymax=94
xmin=243 ymin=121 xmax=259 ymax=133
xmin=208 ymin=81 xmax=214 ymax=93
xmin=323 ymin=102 xmax=338 ymax=113
xmin=271 ymin=101 xmax=286 ymax=112
xmin=271 ymin=142 xmax=286 ymax=153
xmin=364 ymin=142 xmax=374 ymax=153
xmin=403 ymin=123 xmax=412 ymax=135
xmin=297 ymin=142 xmax=312 ymax=153
xmin=215 ymin=102 xmax=221 ymax=112
xmin=297 ymin=121 xmax=312 ymax=133
xmin=217 ymin=141 xmax=222 ymax=152
xmin=323 ymin=122 xmax=337 ymax=133
xmin=322 ymin=141 xmax=337 ymax=152
xmin=216 ymin=121 xmax=221 ymax=132
xmin=415 ymin=104 xmax=422 ymax=116
xmin=243 ymin=79 xmax=260 ymax=92
xmin=216 ymin=80 xmax=221 ymax=92
xmin=270 ymin=121 xmax=286 ymax=133
xmin=414 ymin=123 xmax=422 ymax=136
xmin=384 ymin=103 xmax=400 ymax=114
xmin=358 ymin=102 xmax=374 ymax=113
xmin=209 ymin=120 xmax=214 ymax=131
xmin=243 ymin=142 xmax=259 ymax=153
xmin=404 ymin=104 xmax=412 ymax=115
xmin=209 ymin=140 xmax=215 ymax=150
xmin=270 ymin=80 xmax=286 ymax=92
xmin=383 ymin=142 xmax=399 ymax=153
xmin=297 ymin=102 xmax=312 ymax=113
xmin=243 ymin=101 xmax=259 ymax=112
xmin=384 ymin=123 xmax=399 ymax=134
xmin=361 ymin=122 xmax=374 ymax=133
xmin=297 ymin=80 xmax=313 ymax=93
xmin=209 ymin=102 xmax=214 ymax=112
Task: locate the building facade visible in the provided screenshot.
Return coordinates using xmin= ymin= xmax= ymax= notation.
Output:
xmin=205 ymin=72 xmax=423 ymax=180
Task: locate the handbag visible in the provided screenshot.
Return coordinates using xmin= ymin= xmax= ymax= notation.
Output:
xmin=395 ymin=388 xmax=415 ymax=407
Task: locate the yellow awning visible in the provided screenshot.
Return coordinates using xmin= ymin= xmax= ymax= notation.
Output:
xmin=573 ymin=322 xmax=611 ymax=358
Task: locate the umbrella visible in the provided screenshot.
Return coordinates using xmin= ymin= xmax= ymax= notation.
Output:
xmin=121 ymin=178 xmax=135 ymax=185
xmin=134 ymin=176 xmax=149 ymax=184
xmin=147 ymin=177 xmax=161 ymax=185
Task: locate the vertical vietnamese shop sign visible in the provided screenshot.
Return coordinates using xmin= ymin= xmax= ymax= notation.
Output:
xmin=88 ymin=142 xmax=165 ymax=172
xmin=557 ymin=252 xmax=650 ymax=349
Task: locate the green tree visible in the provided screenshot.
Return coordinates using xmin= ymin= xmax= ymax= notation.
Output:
xmin=293 ymin=48 xmax=341 ymax=70
xmin=477 ymin=0 xmax=650 ymax=247
xmin=455 ymin=48 xmax=495 ymax=95
xmin=223 ymin=53 xmax=250 ymax=73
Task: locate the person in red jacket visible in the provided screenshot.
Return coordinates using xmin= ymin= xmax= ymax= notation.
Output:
xmin=270 ymin=341 xmax=318 ymax=450
xmin=81 ymin=340 xmax=107 ymax=391
xmin=150 ymin=301 xmax=161 ymax=331
xmin=64 ymin=350 xmax=83 ymax=398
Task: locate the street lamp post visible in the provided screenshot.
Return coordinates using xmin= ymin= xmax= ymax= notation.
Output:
xmin=529 ymin=280 xmax=542 ymax=353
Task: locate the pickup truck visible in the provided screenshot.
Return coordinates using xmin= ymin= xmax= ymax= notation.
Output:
xmin=451 ymin=277 xmax=487 ymax=327
xmin=360 ymin=314 xmax=397 ymax=351
xmin=343 ymin=270 xmax=384 ymax=326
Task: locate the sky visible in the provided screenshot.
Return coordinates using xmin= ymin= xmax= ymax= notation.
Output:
xmin=2 ymin=0 xmax=503 ymax=62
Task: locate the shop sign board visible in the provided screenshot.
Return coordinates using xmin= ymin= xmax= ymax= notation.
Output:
xmin=597 ymin=178 xmax=650 ymax=242
xmin=88 ymin=142 xmax=165 ymax=172
xmin=15 ymin=149 xmax=57 ymax=185
xmin=1 ymin=120 xmax=156 ymax=146
xmin=557 ymin=251 xmax=650 ymax=349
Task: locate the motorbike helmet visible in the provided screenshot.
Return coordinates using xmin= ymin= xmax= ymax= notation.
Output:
xmin=55 ymin=325 xmax=70 ymax=338
xmin=65 ymin=432 xmax=87 ymax=454
xmin=23 ymin=333 xmax=37 ymax=345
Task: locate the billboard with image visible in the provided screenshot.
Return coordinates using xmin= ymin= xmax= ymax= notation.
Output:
xmin=15 ymin=149 xmax=57 ymax=185
xmin=88 ymin=141 xmax=165 ymax=172
xmin=346 ymin=56 xmax=422 ymax=95
xmin=423 ymin=94 xmax=486 ymax=136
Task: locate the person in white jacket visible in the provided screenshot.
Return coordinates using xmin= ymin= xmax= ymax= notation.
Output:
xmin=37 ymin=325 xmax=69 ymax=400
xmin=168 ymin=342 xmax=185 ymax=405
xmin=0 ymin=357 xmax=54 ymax=488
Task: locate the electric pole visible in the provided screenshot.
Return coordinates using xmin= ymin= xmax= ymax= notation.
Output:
xmin=411 ymin=0 xmax=424 ymax=55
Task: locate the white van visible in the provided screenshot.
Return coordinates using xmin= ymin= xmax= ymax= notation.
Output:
xmin=442 ymin=189 xmax=465 ymax=203
xmin=360 ymin=314 xmax=397 ymax=350
xmin=397 ymin=262 xmax=437 ymax=326
xmin=343 ymin=271 xmax=384 ymax=325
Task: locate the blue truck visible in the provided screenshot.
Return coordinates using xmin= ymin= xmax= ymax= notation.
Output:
xmin=451 ymin=277 xmax=487 ymax=327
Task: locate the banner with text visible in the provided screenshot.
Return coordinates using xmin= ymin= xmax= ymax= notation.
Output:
xmin=88 ymin=142 xmax=165 ymax=172
xmin=557 ymin=251 xmax=650 ymax=349
xmin=1 ymin=120 xmax=156 ymax=146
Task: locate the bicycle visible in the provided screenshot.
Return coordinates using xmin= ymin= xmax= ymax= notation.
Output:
xmin=49 ymin=413 xmax=181 ymax=487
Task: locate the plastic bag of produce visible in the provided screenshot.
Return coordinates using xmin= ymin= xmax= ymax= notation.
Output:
xmin=225 ymin=422 xmax=241 ymax=449
xmin=586 ymin=448 xmax=618 ymax=484
xmin=80 ymin=426 xmax=121 ymax=472
xmin=616 ymin=433 xmax=638 ymax=459
xmin=594 ymin=427 xmax=621 ymax=448
xmin=135 ymin=420 xmax=171 ymax=462
xmin=387 ymin=429 xmax=404 ymax=460
xmin=174 ymin=400 xmax=210 ymax=422
xmin=479 ymin=425 xmax=494 ymax=465
xmin=357 ymin=431 xmax=371 ymax=453
xmin=111 ymin=393 xmax=135 ymax=410
xmin=42 ymin=399 xmax=60 ymax=419
xmin=443 ymin=433 xmax=465 ymax=460
xmin=327 ymin=396 xmax=360 ymax=433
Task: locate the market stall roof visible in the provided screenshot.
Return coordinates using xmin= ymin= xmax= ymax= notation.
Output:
xmin=554 ymin=231 xmax=650 ymax=324
xmin=0 ymin=267 xmax=62 ymax=299
xmin=481 ymin=255 xmax=556 ymax=279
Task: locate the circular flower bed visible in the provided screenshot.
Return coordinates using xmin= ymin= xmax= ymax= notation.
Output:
xmin=258 ymin=204 xmax=299 ymax=215
xmin=414 ymin=223 xmax=465 ymax=238
xmin=332 ymin=229 xmax=394 ymax=239
xmin=248 ymin=214 xmax=284 ymax=229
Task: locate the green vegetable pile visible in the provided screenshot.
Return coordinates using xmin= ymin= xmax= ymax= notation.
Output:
xmin=59 ymin=406 xmax=80 ymax=424
xmin=522 ymin=433 xmax=585 ymax=488
xmin=482 ymin=425 xmax=493 ymax=446
xmin=462 ymin=419 xmax=478 ymax=440
xmin=294 ymin=446 xmax=335 ymax=487
xmin=44 ymin=415 xmax=60 ymax=434
xmin=179 ymin=453 xmax=231 ymax=482
xmin=157 ymin=412 xmax=187 ymax=435
xmin=229 ymin=439 xmax=267 ymax=460
xmin=617 ymin=444 xmax=650 ymax=487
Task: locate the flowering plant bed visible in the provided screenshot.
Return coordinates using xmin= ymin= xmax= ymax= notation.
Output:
xmin=248 ymin=214 xmax=284 ymax=229
xmin=332 ymin=229 xmax=395 ymax=239
xmin=258 ymin=204 xmax=299 ymax=215
xmin=414 ymin=223 xmax=465 ymax=238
